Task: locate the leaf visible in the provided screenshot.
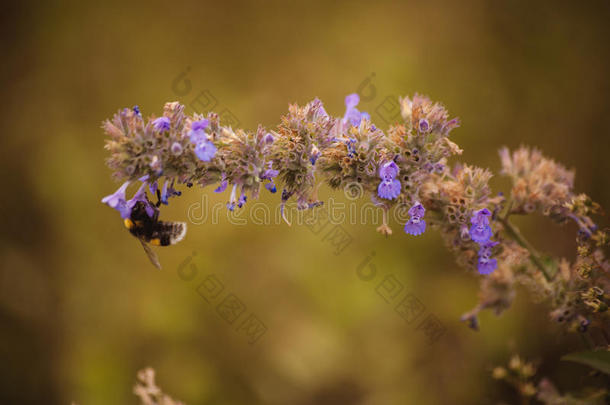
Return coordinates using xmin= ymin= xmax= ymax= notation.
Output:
xmin=561 ymin=350 xmax=610 ymax=375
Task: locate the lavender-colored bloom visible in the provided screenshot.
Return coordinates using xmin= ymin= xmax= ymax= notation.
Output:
xmin=478 ymin=240 xmax=499 ymax=258
xmin=227 ymin=184 xmax=238 ymax=211
xmin=189 ymin=129 xmax=207 ymax=144
xmin=170 ymin=142 xmax=183 ymax=156
xmin=418 ymin=118 xmax=430 ymax=133
xmin=126 ymin=183 xmax=155 ymax=217
xmin=194 ymin=141 xmax=217 ymax=162
xmin=477 ymin=257 xmax=498 ymax=275
xmin=101 ymin=181 xmax=131 ymax=218
xmin=263 ymin=132 xmax=275 ymax=144
xmin=237 ymin=193 xmax=247 ymax=208
xmin=214 ymin=179 xmax=228 ymax=193
xmin=261 ymin=168 xmax=279 ymax=180
xmin=149 ymin=181 xmax=158 ymax=195
xmin=191 ymin=119 xmax=210 ymax=132
xmin=343 ymin=93 xmax=367 ymax=127
xmin=470 ymin=223 xmax=493 ymax=243
xmin=404 ymin=217 xmax=426 ymax=236
xmin=159 ymin=180 xmax=181 ymax=205
xmin=133 ymin=105 xmax=141 ymax=116
xmin=152 ymin=116 xmax=170 ymax=132
xmin=377 ymin=179 xmax=401 ymax=200
xmin=360 ymin=112 xmax=370 ymax=121
xmin=408 ymin=202 xmax=425 ymax=219
xmin=265 ymin=181 xmax=277 ymax=193
xmin=345 ymin=93 xmax=359 ymax=109
xmin=379 ymin=161 xmax=399 ymax=180
xmin=310 ymin=144 xmax=321 ymax=165
xmin=471 ymin=208 xmax=492 ymax=225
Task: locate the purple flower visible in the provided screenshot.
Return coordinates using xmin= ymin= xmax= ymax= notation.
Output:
xmin=345 ymin=93 xmax=359 ymax=109
xmin=470 ymin=223 xmax=493 ymax=243
xmin=149 ymin=181 xmax=158 ymax=195
xmin=133 ymin=105 xmax=141 ymax=116
xmin=360 ymin=112 xmax=370 ymax=121
xmin=214 ymin=179 xmax=228 ymax=193
xmin=408 ymin=202 xmax=425 ymax=218
xmin=227 ymin=184 xmax=238 ymax=211
xmin=237 ymin=193 xmax=247 ymax=208
xmin=469 ymin=208 xmax=493 ymax=243
xmin=404 ymin=217 xmax=426 ymax=236
xmin=194 ymin=141 xmax=217 ymax=162
xmin=377 ymin=179 xmax=401 ymax=200
xmin=152 ymin=116 xmax=170 ymax=132
xmin=160 ymin=180 xmax=181 ymax=205
xmin=404 ymin=202 xmax=426 ymax=236
xmin=171 ymin=142 xmax=183 ymax=156
xmin=265 ymin=181 xmax=277 ymax=193
xmin=191 ymin=119 xmax=210 ymax=132
xmin=418 ymin=118 xmax=430 ymax=133
xmin=261 ymin=168 xmax=279 ymax=180
xmin=477 ymin=257 xmax=498 ymax=275
xmin=471 ymin=208 xmax=492 ymax=225
xmin=478 ymin=240 xmax=499 ymax=259
xmin=127 ymin=183 xmax=155 ymax=217
xmin=310 ymin=144 xmax=321 ymax=165
xmin=101 ymin=181 xmax=131 ymax=218
xmin=342 ymin=93 xmax=369 ymax=127
xmin=379 ymin=161 xmax=399 ymax=180
xmin=263 ymin=132 xmax=275 ymax=144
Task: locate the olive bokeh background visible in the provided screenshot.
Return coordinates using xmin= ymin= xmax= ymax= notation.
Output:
xmin=2 ymin=1 xmax=610 ymax=404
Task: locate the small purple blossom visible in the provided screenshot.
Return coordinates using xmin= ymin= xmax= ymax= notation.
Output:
xmin=152 ymin=116 xmax=170 ymax=132
xmin=263 ymin=132 xmax=275 ymax=144
xmin=377 ymin=179 xmax=401 ymax=200
xmin=194 ymin=141 xmax=217 ymax=162
xmin=418 ymin=118 xmax=430 ymax=133
xmin=265 ymin=181 xmax=277 ymax=193
xmin=127 ymin=183 xmax=155 ymax=217
xmin=214 ymin=179 xmax=228 ymax=193
xmin=404 ymin=202 xmax=426 ymax=236
xmin=404 ymin=216 xmax=426 ymax=236
xmin=408 ymin=202 xmax=426 ymax=218
xmin=310 ymin=144 xmax=321 ymax=165
xmin=477 ymin=257 xmax=498 ymax=275
xmin=470 ymin=223 xmax=493 ymax=243
xmin=101 ymin=181 xmax=131 ymax=219
xmin=469 ymin=208 xmax=493 ymax=243
xmin=191 ymin=119 xmax=210 ymax=132
xmin=170 ymin=142 xmax=183 ymax=156
xmin=237 ymin=193 xmax=247 ymax=208
xmin=471 ymin=208 xmax=492 ymax=225
xmin=160 ymin=180 xmax=181 ymax=205
xmin=342 ymin=93 xmax=369 ymax=127
xmin=133 ymin=105 xmax=141 ymax=116
xmin=379 ymin=161 xmax=399 ymax=181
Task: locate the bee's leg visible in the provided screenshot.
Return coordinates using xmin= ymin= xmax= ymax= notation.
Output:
xmin=156 ymin=189 xmax=162 ymax=207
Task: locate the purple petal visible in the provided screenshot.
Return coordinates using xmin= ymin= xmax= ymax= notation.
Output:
xmin=152 ymin=116 xmax=170 ymax=132
xmin=408 ymin=202 xmax=425 ymax=218
xmin=191 ymin=119 xmax=210 ymax=132
xmin=214 ymin=180 xmax=228 ymax=193
xmin=477 ymin=257 xmax=498 ymax=275
xmin=345 ymin=93 xmax=360 ymax=109
xmin=470 ymin=224 xmax=493 ymax=243
xmin=194 ymin=141 xmax=217 ymax=162
xmin=404 ymin=218 xmax=426 ymax=236
xmin=377 ymin=179 xmax=401 ymax=200
xmin=379 ymin=161 xmax=399 ymax=180
xmin=265 ymin=181 xmax=277 ymax=193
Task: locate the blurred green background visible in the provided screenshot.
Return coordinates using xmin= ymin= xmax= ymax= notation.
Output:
xmin=2 ymin=1 xmax=610 ymax=404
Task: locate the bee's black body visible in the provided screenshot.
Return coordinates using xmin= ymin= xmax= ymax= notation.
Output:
xmin=124 ymin=201 xmax=187 ymax=268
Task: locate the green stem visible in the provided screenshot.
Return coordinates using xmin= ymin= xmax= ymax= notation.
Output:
xmin=498 ymin=216 xmax=553 ymax=281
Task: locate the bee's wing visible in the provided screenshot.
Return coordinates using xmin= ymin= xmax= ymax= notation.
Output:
xmin=139 ymin=239 xmax=162 ymax=270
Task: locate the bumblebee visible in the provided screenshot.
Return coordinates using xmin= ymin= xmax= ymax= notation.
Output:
xmin=124 ymin=200 xmax=187 ymax=269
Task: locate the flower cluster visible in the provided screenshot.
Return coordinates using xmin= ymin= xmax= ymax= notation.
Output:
xmin=102 ymin=93 xmax=608 ymax=344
